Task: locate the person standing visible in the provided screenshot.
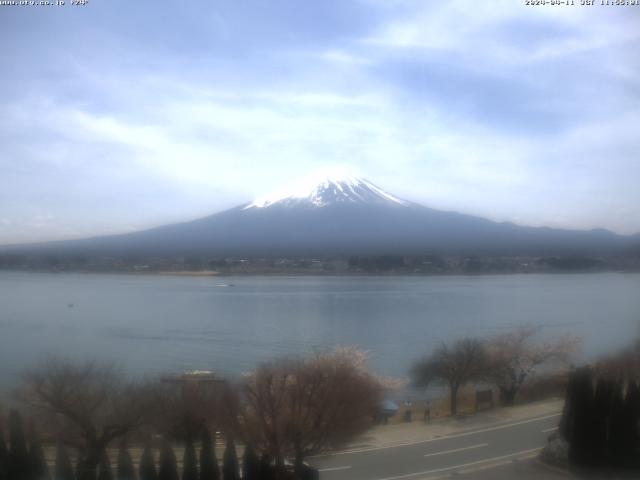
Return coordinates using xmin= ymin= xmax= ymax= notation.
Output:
xmin=403 ymin=399 xmax=413 ymax=422
xmin=423 ymin=400 xmax=431 ymax=424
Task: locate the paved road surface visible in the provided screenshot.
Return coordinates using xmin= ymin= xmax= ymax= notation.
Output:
xmin=309 ymin=413 xmax=565 ymax=480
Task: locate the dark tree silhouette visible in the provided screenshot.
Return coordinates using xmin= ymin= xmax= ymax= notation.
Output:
xmin=75 ymin=449 xmax=88 ymax=480
xmin=563 ymin=367 xmax=595 ymax=467
xmin=622 ymin=382 xmax=639 ymax=466
xmin=625 ymin=381 xmax=640 ymax=468
xmin=182 ymin=437 xmax=198 ymax=480
xmin=27 ymin=425 xmax=51 ymax=480
xmin=138 ymin=445 xmax=157 ymax=480
xmin=258 ymin=454 xmax=274 ymax=480
xmin=590 ymin=378 xmax=613 ymax=466
xmin=222 ymin=438 xmax=239 ymax=480
xmin=7 ymin=410 xmax=30 ymax=480
xmin=117 ymin=445 xmax=136 ymax=480
xmin=561 ymin=368 xmax=640 ymax=474
xmin=54 ymin=443 xmax=74 ymax=480
xmin=157 ymin=442 xmax=178 ymax=480
xmin=609 ymin=381 xmax=627 ymax=466
xmin=199 ymin=427 xmax=219 ymax=480
xmin=241 ymin=444 xmax=259 ymax=480
xmin=98 ymin=451 xmax=113 ymax=480
xmin=0 ymin=424 xmax=8 ymax=480
xmin=412 ymin=339 xmax=488 ymax=416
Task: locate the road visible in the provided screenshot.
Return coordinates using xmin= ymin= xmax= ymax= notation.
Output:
xmin=309 ymin=413 xmax=565 ymax=480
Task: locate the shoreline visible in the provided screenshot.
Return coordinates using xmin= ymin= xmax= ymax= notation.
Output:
xmin=0 ymin=269 xmax=638 ymax=277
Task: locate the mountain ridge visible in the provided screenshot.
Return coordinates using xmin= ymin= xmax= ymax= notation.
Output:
xmin=1 ymin=175 xmax=639 ymax=258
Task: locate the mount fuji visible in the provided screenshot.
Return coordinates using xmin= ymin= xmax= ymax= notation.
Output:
xmin=4 ymin=174 xmax=638 ymax=257
xmin=243 ymin=175 xmax=410 ymax=210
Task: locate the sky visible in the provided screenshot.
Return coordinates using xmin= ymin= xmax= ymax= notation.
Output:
xmin=1 ymin=0 xmax=639 ymax=244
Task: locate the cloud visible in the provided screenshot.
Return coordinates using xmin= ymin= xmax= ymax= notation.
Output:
xmin=0 ymin=0 xmax=638 ymax=243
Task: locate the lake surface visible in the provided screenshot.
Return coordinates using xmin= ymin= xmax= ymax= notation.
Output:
xmin=1 ymin=272 xmax=639 ymax=392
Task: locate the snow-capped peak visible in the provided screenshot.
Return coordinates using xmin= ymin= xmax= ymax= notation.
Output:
xmin=243 ymin=172 xmax=409 ymax=210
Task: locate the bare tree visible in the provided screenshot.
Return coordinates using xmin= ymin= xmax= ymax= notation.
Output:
xmin=241 ymin=348 xmax=382 ymax=474
xmin=486 ymin=326 xmax=578 ymax=405
xmin=412 ymin=339 xmax=488 ymax=416
xmin=18 ymin=358 xmax=161 ymax=480
xmin=240 ymin=361 xmax=290 ymax=471
xmin=154 ymin=378 xmax=223 ymax=442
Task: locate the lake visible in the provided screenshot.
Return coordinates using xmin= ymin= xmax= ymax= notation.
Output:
xmin=1 ymin=272 xmax=639 ymax=393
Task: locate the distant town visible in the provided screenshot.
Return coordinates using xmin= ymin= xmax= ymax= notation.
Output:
xmin=1 ymin=253 xmax=639 ymax=275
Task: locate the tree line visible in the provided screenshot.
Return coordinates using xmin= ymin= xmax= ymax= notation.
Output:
xmin=0 ymin=349 xmax=381 ymax=480
xmin=411 ymin=326 xmax=577 ymax=415
xmin=561 ymin=367 xmax=640 ymax=472
xmin=0 ymin=408 xmax=276 ymax=480
xmin=0 ymin=327 xmax=583 ymax=479
xmin=552 ymin=337 xmax=640 ymax=475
